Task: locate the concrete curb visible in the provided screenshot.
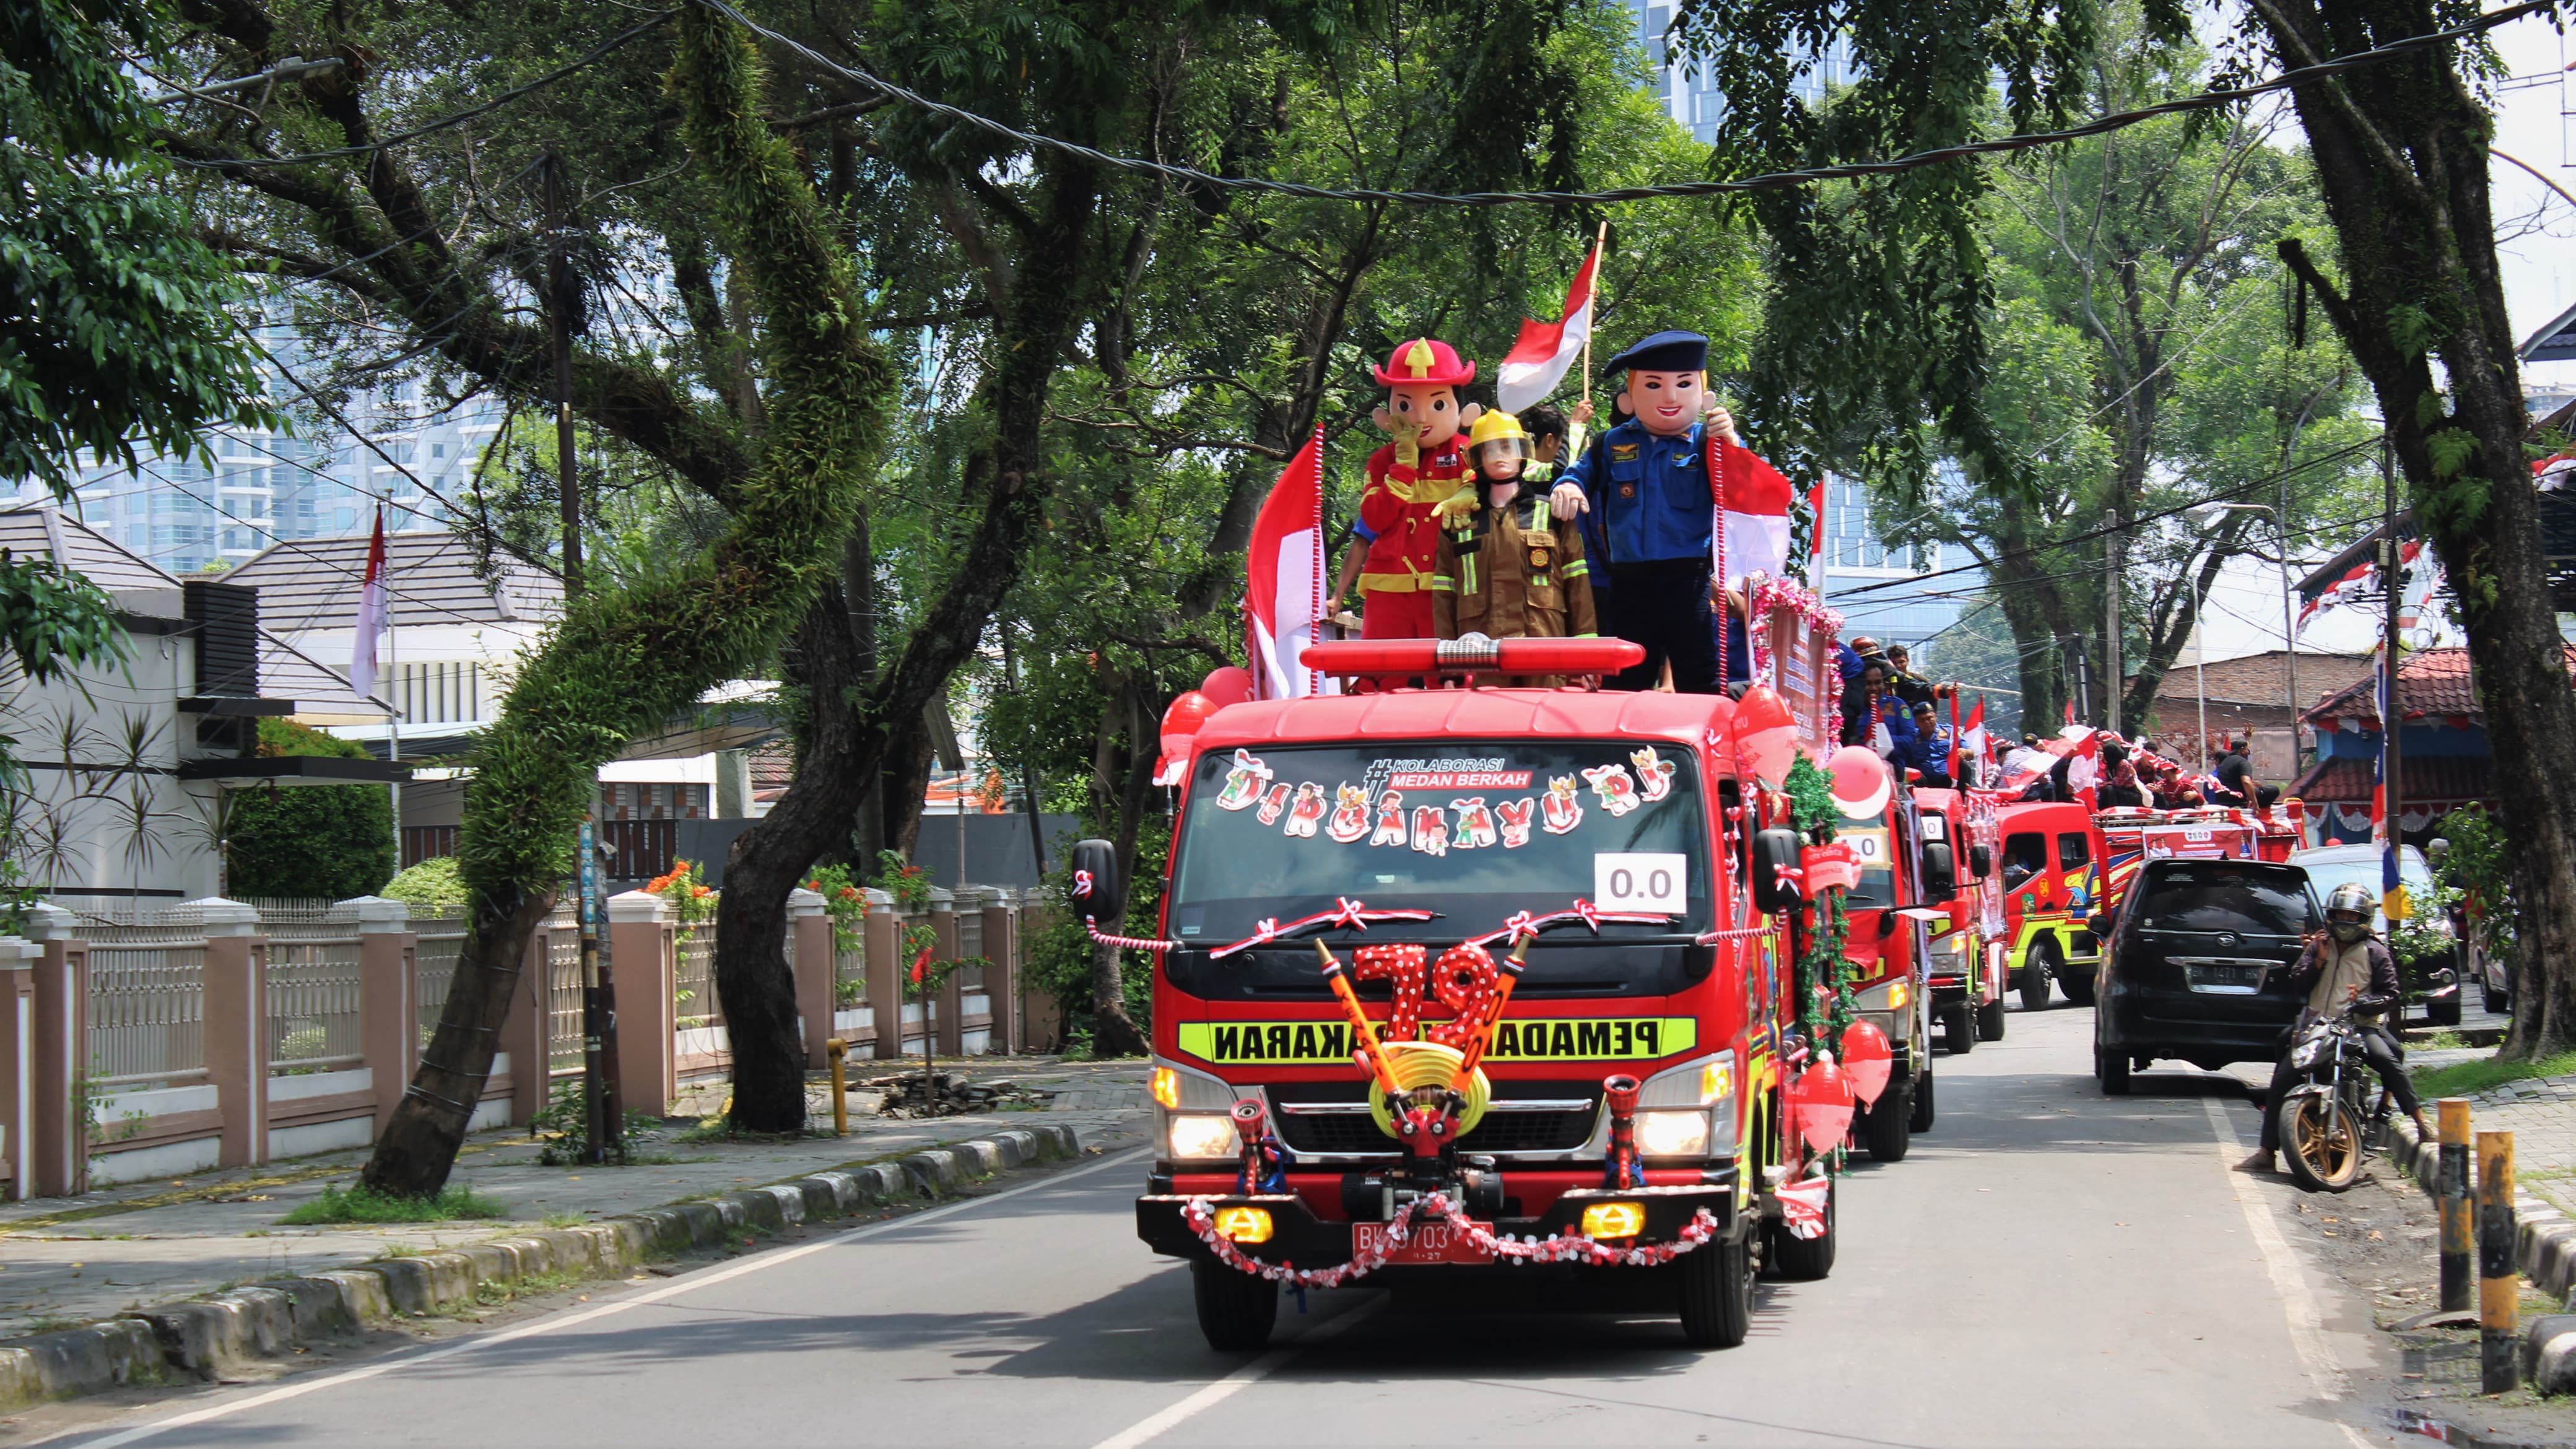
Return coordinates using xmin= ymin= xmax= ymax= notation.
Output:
xmin=2387 ymin=1118 xmax=2576 ymax=1393
xmin=0 ymin=1124 xmax=1081 ymax=1410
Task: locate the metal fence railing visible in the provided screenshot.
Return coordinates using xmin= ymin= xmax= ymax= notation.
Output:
xmin=86 ymin=926 xmax=209 ymax=1087
xmin=543 ymin=909 xmax=582 ymax=1075
xmin=835 ymin=946 xmax=866 ymax=1009
xmin=412 ymin=911 xmax=467 ymax=1048
xmin=266 ymin=929 xmax=365 ymax=1072
xmin=674 ymin=927 xmax=717 ymax=1030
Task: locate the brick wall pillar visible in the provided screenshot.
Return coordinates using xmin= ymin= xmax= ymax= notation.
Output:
xmin=192 ymin=897 xmax=267 ymax=1170
xmin=500 ymin=913 xmax=553 ymax=1127
xmin=607 ymin=890 xmax=676 ymax=1118
xmin=788 ymin=887 xmax=832 ymax=1068
xmin=929 ymin=889 xmax=961 ymax=1056
xmin=1019 ymin=902 xmax=1062 ymax=1054
xmin=981 ymin=896 xmax=1017 ymax=1055
xmin=0 ymin=937 xmax=37 ymax=1200
xmin=24 ymin=905 xmax=82 ymax=1196
xmin=346 ymin=895 xmax=415 ymax=1136
xmin=864 ymin=888 xmax=900 ymax=1061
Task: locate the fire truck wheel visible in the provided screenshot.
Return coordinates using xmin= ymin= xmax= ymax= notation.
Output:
xmin=1863 ymin=1081 xmax=1912 ymax=1161
xmin=1679 ymin=1231 xmax=1753 ymax=1347
xmin=1191 ymin=1260 xmax=1278 ymax=1351
xmin=2096 ymin=1045 xmax=2131 ymax=1095
xmin=1940 ymin=1001 xmax=1975 ymax=1056
xmin=1769 ymin=1178 xmax=1835 ymax=1281
xmin=2020 ymin=951 xmax=2055 ymax=1011
xmin=1908 ymin=1068 xmax=1936 ymax=1132
xmin=1976 ymin=997 xmax=2008 ymax=1042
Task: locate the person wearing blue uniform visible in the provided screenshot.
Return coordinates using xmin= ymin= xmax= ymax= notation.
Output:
xmin=1547 ymin=331 xmax=1731 ymax=694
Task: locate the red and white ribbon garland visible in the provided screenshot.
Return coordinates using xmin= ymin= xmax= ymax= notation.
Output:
xmin=1183 ymin=1193 xmax=1723 ymax=1289
xmin=1085 ymin=898 xmax=1665 ymax=959
xmin=1694 ymin=925 xmax=1773 ymax=943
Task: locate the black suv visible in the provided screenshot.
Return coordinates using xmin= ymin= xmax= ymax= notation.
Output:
xmin=2093 ymin=858 xmax=2318 ymax=1094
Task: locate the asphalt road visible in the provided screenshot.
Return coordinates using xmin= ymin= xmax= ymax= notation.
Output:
xmin=42 ymin=1006 xmax=2386 ymax=1449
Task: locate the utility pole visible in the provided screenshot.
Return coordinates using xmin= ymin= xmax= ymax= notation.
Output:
xmin=2061 ymin=634 xmax=2094 ymax=728
xmin=2383 ymin=437 xmax=2406 ymax=868
xmin=2105 ymin=518 xmax=2123 ymax=734
xmin=2281 ymin=470 xmax=2301 ymax=774
xmin=543 ymin=151 xmax=583 ymax=597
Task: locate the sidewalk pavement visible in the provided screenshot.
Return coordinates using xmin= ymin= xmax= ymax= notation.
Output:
xmin=0 ymin=1056 xmax=1152 ymax=1341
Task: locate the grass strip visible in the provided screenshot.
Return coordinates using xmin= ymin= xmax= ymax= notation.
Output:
xmin=2414 ymin=1050 xmax=2576 ymax=1102
xmin=279 ymin=1183 xmax=510 ymax=1225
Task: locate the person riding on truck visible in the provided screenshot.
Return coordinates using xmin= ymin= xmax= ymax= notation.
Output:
xmin=2239 ymin=881 xmax=2427 ymax=1174
xmin=1430 ymin=410 xmax=1598 ymax=666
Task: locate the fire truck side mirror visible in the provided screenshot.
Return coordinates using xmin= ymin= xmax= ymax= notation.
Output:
xmin=1968 ymin=843 xmax=1993 ymax=879
xmin=1069 ymin=838 xmax=1120 ymax=914
xmin=1920 ymin=842 xmax=1957 ymax=903
xmin=1751 ymin=829 xmax=1803 ymax=916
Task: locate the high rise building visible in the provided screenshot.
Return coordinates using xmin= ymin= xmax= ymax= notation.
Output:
xmin=1631 ymin=0 xmax=1856 ymax=144
xmin=6 ymin=333 xmax=502 ymax=575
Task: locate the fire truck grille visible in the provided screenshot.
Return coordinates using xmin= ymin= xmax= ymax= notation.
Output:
xmin=1274 ymin=1107 xmax=1599 ymax=1157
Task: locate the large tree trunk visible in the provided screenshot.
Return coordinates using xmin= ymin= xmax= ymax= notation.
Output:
xmin=361 ymin=2 xmax=895 ymax=1193
xmin=713 ymin=586 xmax=869 ymax=1133
xmin=2255 ymin=0 xmax=2576 ymax=1056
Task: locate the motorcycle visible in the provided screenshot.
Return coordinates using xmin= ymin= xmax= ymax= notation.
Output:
xmin=2271 ymin=1010 xmax=2395 ymax=1193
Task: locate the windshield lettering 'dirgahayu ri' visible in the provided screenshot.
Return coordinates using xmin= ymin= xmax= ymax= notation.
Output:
xmin=1208 ymin=747 xmax=1687 ymax=855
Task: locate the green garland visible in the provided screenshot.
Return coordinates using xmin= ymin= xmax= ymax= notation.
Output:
xmin=1780 ymin=754 xmax=1856 ymax=1048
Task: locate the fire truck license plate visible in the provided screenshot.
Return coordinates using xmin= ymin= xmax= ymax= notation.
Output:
xmin=1354 ymin=1220 xmax=1492 ymax=1266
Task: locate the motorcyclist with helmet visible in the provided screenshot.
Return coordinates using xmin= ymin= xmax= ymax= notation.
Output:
xmin=2238 ymin=880 xmax=2427 ymax=1173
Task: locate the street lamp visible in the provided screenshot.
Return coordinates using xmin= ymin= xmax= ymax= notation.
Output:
xmin=2186 ymin=501 xmax=2301 ymax=775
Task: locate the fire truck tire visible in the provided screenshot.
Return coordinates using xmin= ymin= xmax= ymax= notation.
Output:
xmin=1863 ymin=1082 xmax=1913 ymax=1161
xmin=1940 ymin=1001 xmax=1975 ymax=1055
xmin=1768 ymin=1178 xmax=1835 ymax=1281
xmin=2021 ymin=951 xmax=2055 ymax=1011
xmin=1909 ymin=1068 xmax=1936 ymax=1132
xmin=1190 ymin=1260 xmax=1277 ymax=1351
xmin=2097 ymin=1045 xmax=2131 ymax=1095
xmin=1976 ymin=997 xmax=2008 ymax=1041
xmin=1679 ymin=1232 xmax=1753 ymax=1347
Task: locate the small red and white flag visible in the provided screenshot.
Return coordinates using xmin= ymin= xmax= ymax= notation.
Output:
xmin=1807 ymin=479 xmax=1827 ymax=562
xmin=1957 ymin=698 xmax=1988 ymax=782
xmin=350 ymin=507 xmax=389 ymax=701
xmin=1713 ymin=442 xmax=1797 ymax=586
xmin=1245 ymin=430 xmax=1337 ymax=702
xmin=1495 ymin=241 xmax=1601 ymax=414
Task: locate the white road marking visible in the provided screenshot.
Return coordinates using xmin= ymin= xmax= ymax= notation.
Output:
xmin=63 ymin=1148 xmax=1148 ymax=1448
xmin=2200 ymin=1094 xmax=2372 ymax=1448
xmin=1084 ymin=1296 xmax=1385 ymax=1449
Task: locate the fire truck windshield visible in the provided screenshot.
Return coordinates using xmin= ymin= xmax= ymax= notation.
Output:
xmin=1837 ymin=811 xmax=1898 ymax=907
xmin=1167 ymin=741 xmax=1710 ymax=945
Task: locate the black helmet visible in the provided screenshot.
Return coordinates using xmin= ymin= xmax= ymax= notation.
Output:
xmin=2325 ymin=881 xmax=2374 ymax=942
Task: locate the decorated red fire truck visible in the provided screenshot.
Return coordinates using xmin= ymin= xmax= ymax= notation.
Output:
xmin=1913 ymin=787 xmax=2011 ymax=1050
xmin=1998 ymin=799 xmax=2304 ymax=1008
xmin=1105 ymin=637 xmax=1907 ymax=1351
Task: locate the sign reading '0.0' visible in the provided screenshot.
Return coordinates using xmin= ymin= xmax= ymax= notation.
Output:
xmin=1595 ymin=852 xmax=1688 ymax=913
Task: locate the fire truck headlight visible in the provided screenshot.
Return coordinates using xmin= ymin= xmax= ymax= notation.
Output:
xmin=1637 ymin=1110 xmax=1712 ymax=1158
xmin=1167 ymin=1115 xmax=1240 ymax=1160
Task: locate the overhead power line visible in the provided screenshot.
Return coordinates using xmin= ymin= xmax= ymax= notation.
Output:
xmin=694 ymin=0 xmax=2559 ymax=207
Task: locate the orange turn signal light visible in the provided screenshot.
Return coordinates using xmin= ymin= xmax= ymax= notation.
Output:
xmin=1213 ymin=1206 xmax=1274 ymax=1243
xmin=1580 ymin=1201 xmax=1647 ymax=1240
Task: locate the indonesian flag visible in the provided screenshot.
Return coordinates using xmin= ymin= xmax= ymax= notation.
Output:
xmin=350 ymin=507 xmax=388 ymax=701
xmin=1245 ymin=429 xmax=1336 ymax=701
xmin=1807 ymin=479 xmax=1827 ymax=561
xmin=1712 ymin=440 xmax=1796 ymax=587
xmin=1495 ymin=242 xmax=1600 ymax=414
xmin=1957 ymin=698 xmax=1988 ymax=783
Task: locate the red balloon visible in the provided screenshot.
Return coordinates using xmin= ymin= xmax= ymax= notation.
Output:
xmin=1827 ymin=745 xmax=1891 ymax=819
xmin=1840 ymin=1019 xmax=1894 ymax=1106
xmin=1199 ymin=667 xmax=1255 ymax=707
xmin=1160 ymin=690 xmax=1220 ymax=739
xmin=1787 ymin=1058 xmax=1856 ymax=1153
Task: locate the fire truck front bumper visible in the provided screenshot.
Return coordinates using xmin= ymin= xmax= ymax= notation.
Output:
xmin=1136 ymin=1183 xmax=1742 ymax=1269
